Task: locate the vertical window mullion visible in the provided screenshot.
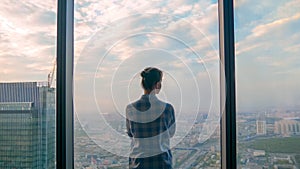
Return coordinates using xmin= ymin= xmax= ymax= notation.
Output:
xmin=56 ymin=0 xmax=74 ymax=168
xmin=218 ymin=0 xmax=237 ymax=168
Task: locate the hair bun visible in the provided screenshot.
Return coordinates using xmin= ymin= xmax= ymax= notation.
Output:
xmin=141 ymin=71 xmax=147 ymax=78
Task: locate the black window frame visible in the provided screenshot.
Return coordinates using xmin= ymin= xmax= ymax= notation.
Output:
xmin=218 ymin=0 xmax=237 ymax=168
xmin=56 ymin=0 xmax=74 ymax=168
xmin=56 ymin=0 xmax=237 ymax=168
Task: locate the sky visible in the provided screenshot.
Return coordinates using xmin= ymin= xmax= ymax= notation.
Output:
xmin=0 ymin=0 xmax=300 ymax=113
xmin=1 ymin=0 xmax=299 ymax=155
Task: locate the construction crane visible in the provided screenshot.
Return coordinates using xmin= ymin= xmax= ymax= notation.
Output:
xmin=47 ymin=59 xmax=56 ymax=88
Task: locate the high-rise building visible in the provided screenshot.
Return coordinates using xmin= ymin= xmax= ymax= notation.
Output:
xmin=256 ymin=120 xmax=266 ymax=135
xmin=0 ymin=82 xmax=55 ymax=169
xmin=274 ymin=119 xmax=300 ymax=136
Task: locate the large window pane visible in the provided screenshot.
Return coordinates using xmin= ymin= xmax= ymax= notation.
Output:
xmin=75 ymin=0 xmax=220 ymax=168
xmin=0 ymin=0 xmax=57 ymax=168
xmin=235 ymin=0 xmax=300 ymax=168
xmin=74 ymin=0 xmax=221 ymax=168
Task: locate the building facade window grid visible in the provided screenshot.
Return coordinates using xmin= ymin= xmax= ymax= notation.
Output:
xmin=0 ymin=82 xmax=55 ymax=169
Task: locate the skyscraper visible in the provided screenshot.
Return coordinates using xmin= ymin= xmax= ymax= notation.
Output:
xmin=0 ymin=82 xmax=55 ymax=169
xmin=274 ymin=119 xmax=300 ymax=136
xmin=256 ymin=120 xmax=266 ymax=135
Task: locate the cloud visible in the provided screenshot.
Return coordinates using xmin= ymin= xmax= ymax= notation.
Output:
xmin=173 ymin=5 xmax=193 ymax=15
xmin=236 ymin=11 xmax=300 ymax=67
xmin=251 ymin=13 xmax=300 ymax=37
xmin=72 ymin=0 xmax=222 ymax=115
xmin=0 ymin=0 xmax=56 ymax=82
xmin=235 ymin=0 xmax=300 ymax=110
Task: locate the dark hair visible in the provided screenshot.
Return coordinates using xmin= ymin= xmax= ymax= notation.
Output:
xmin=141 ymin=67 xmax=163 ymax=91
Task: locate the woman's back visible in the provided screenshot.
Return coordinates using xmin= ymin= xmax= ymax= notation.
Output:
xmin=126 ymin=94 xmax=175 ymax=156
xmin=125 ymin=67 xmax=176 ymax=169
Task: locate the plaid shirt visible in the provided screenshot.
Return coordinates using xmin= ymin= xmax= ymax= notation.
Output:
xmin=126 ymin=94 xmax=176 ymax=169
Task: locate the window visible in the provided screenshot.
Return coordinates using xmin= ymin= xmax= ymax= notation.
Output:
xmin=74 ymin=0 xmax=221 ymax=168
xmin=4 ymin=0 xmax=298 ymax=168
xmin=235 ymin=0 xmax=300 ymax=168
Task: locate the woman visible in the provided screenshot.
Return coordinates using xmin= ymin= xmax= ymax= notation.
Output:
xmin=126 ymin=67 xmax=176 ymax=169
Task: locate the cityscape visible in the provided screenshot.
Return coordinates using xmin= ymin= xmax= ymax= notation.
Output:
xmin=0 ymin=81 xmax=299 ymax=169
xmin=74 ymin=108 xmax=300 ymax=169
xmin=0 ymin=0 xmax=299 ymax=168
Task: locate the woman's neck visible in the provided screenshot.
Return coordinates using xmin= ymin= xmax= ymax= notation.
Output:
xmin=144 ymin=90 xmax=150 ymax=95
xmin=144 ymin=90 xmax=154 ymax=95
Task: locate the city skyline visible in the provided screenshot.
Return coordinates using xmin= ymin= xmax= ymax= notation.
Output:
xmin=0 ymin=1 xmax=299 ymax=168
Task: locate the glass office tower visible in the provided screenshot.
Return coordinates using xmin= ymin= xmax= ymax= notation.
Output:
xmin=0 ymin=82 xmax=55 ymax=169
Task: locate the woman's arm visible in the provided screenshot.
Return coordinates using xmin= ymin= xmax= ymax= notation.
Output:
xmin=167 ymin=104 xmax=176 ymax=138
xmin=126 ymin=105 xmax=133 ymax=137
